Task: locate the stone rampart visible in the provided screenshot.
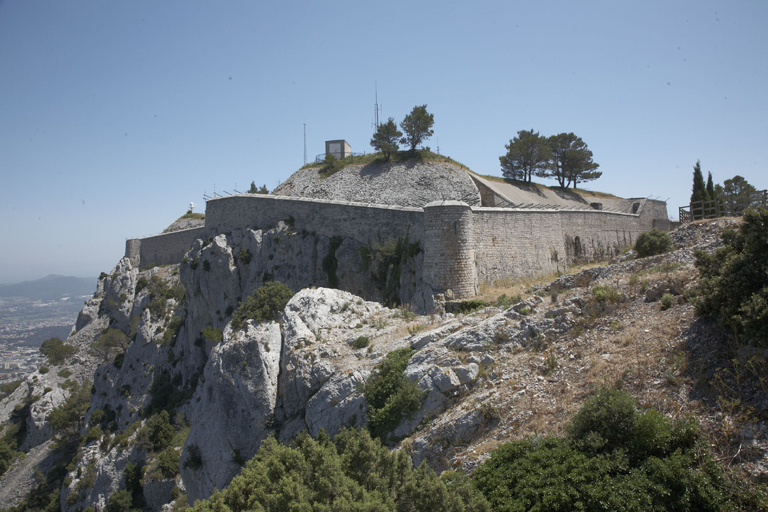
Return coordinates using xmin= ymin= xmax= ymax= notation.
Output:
xmin=205 ymin=194 xmax=423 ymax=244
xmin=124 ymin=192 xmax=669 ymax=300
xmin=126 ymin=227 xmax=205 ymax=269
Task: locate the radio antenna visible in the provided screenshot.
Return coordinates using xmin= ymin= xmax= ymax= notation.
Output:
xmin=373 ymin=82 xmax=381 ymax=130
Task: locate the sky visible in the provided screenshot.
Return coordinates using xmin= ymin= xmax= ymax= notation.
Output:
xmin=1 ymin=0 xmax=766 ymax=284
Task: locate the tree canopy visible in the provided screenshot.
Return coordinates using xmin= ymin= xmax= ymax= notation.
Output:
xmin=499 ymin=131 xmax=600 ymax=188
xmin=499 ymin=129 xmax=551 ymax=183
xmin=249 ymin=182 xmax=269 ymax=194
xmin=370 ymin=117 xmax=402 ymax=161
xmin=545 ymin=132 xmax=601 ymax=188
xmin=400 ymin=105 xmax=434 ymax=152
xmin=190 ymin=428 xmax=489 ymax=512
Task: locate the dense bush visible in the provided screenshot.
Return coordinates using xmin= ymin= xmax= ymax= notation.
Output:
xmin=190 ymin=428 xmax=488 ymax=512
xmin=352 ymin=336 xmax=370 ymax=349
xmin=362 ymin=347 xmax=423 ymax=441
xmin=231 ymin=281 xmax=295 ymax=330
xmin=695 ymin=207 xmax=768 ymax=346
xmin=39 ymin=337 xmax=76 ymax=365
xmin=635 ymin=228 xmax=674 ymax=258
xmin=473 ymin=387 xmax=764 ymax=511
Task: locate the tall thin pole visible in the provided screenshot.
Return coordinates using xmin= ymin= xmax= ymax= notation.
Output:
xmin=373 ymin=82 xmax=381 ymax=131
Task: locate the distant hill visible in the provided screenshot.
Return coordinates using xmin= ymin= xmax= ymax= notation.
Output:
xmin=0 ymin=274 xmax=97 ymax=301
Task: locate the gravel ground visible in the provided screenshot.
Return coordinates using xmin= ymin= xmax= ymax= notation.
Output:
xmin=273 ymin=160 xmax=482 ymax=207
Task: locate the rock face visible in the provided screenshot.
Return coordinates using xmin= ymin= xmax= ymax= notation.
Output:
xmin=273 ymin=160 xmax=482 ymax=208
xmin=180 ymin=322 xmax=281 ymax=499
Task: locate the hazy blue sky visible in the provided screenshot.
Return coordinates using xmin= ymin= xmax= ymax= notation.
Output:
xmin=1 ymin=0 xmax=766 ymax=284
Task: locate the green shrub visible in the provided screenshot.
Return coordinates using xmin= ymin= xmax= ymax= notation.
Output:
xmin=161 ymin=315 xmax=183 ymax=346
xmin=140 ymin=411 xmax=175 ymax=453
xmin=39 ymin=366 xmax=49 ymax=374
xmin=200 ymin=326 xmax=223 ymax=343
xmin=238 ymin=247 xmax=252 ymax=265
xmin=189 ymin=428 xmax=488 ymax=512
xmin=660 ymin=292 xmax=674 ymax=310
xmin=0 ymin=380 xmax=22 ymax=400
xmin=362 ymin=347 xmax=423 ymax=441
xmin=231 ymin=282 xmax=295 ymax=330
xmin=473 ymin=387 xmax=762 ymax=511
xmin=84 ymin=426 xmax=103 ymax=444
xmin=352 ymin=336 xmax=370 ymax=349
xmin=566 ymin=386 xmax=637 ymax=452
xmin=106 ymin=489 xmax=134 ymax=512
xmin=635 ymin=228 xmax=674 ymax=258
xmin=58 ymin=369 xmax=72 ymax=378
xmin=591 ymin=285 xmax=621 ymax=303
xmin=494 ymin=293 xmax=520 ymax=309
xmin=136 ymin=276 xmax=149 ymax=292
xmin=155 ymin=446 xmax=180 ymax=478
xmin=40 ymin=337 xmax=76 ymax=365
xmin=90 ymin=409 xmax=105 ymax=426
xmin=457 ymin=299 xmax=486 ymax=314
xmin=695 ymin=207 xmax=768 ymax=346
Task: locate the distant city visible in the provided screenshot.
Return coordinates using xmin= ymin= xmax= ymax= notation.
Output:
xmin=0 ymin=275 xmax=96 ymax=383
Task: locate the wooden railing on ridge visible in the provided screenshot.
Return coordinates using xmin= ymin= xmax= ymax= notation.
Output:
xmin=679 ymin=190 xmax=767 ymax=223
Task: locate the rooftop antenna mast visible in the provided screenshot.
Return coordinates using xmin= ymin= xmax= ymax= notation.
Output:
xmin=373 ymin=82 xmax=381 ymax=131
xmin=303 ymin=123 xmax=307 ymax=165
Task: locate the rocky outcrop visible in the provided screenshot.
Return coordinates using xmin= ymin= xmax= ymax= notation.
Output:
xmin=180 ymin=322 xmax=281 ymax=500
xmin=274 ymin=160 xmax=482 ymax=208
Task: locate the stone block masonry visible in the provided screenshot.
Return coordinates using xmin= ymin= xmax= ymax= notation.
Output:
xmin=204 ymin=195 xmax=423 ymax=244
xmin=125 ymin=194 xmax=668 ymax=301
xmin=423 ymin=201 xmax=476 ymax=298
xmin=126 ymin=227 xmax=205 ymax=269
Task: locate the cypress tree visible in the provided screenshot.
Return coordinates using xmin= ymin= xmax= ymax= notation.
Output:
xmin=706 ymin=171 xmax=715 ymax=200
xmin=691 ymin=160 xmax=707 ymax=204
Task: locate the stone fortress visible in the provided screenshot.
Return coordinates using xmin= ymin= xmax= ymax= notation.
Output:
xmin=125 ymin=155 xmax=669 ymax=304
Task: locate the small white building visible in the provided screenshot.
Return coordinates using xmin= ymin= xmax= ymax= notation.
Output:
xmin=325 ymin=140 xmax=352 ymax=160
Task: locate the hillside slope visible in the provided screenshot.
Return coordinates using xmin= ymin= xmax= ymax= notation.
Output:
xmin=273 ymin=160 xmax=482 ymax=207
xmin=1 ymin=218 xmax=765 ymax=511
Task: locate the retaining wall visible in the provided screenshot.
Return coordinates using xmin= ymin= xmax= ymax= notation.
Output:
xmin=124 ymin=193 xmax=668 ymax=300
xmin=205 ymin=195 xmax=424 ymax=244
xmin=126 ymin=227 xmax=205 ymax=269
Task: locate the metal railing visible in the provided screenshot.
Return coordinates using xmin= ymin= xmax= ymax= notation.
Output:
xmin=314 ymin=152 xmax=366 ymax=163
xmin=679 ymin=190 xmax=767 ymax=223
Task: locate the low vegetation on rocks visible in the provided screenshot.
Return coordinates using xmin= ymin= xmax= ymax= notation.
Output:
xmin=190 ymin=428 xmax=489 ymax=512
xmin=231 ymin=281 xmax=295 ymax=330
xmin=634 ymin=228 xmax=675 ymax=258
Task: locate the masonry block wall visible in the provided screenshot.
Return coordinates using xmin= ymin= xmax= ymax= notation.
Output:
xmin=205 ymin=195 xmax=423 ymax=244
xmin=472 ymin=209 xmax=566 ymax=284
xmin=125 ymin=194 xmax=669 ymax=300
xmin=128 ymin=227 xmax=205 ymax=269
xmin=423 ymin=201 xmax=476 ymax=298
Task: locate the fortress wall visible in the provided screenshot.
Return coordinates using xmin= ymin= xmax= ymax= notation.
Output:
xmin=637 ymin=199 xmax=669 ymax=230
xmin=205 ymin=195 xmax=424 ymax=245
xmin=131 ymin=227 xmax=206 ymax=269
xmin=423 ymin=202 xmax=476 ymax=298
xmin=471 ymin=209 xmax=566 ymax=284
xmin=558 ymin=210 xmax=641 ymax=262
